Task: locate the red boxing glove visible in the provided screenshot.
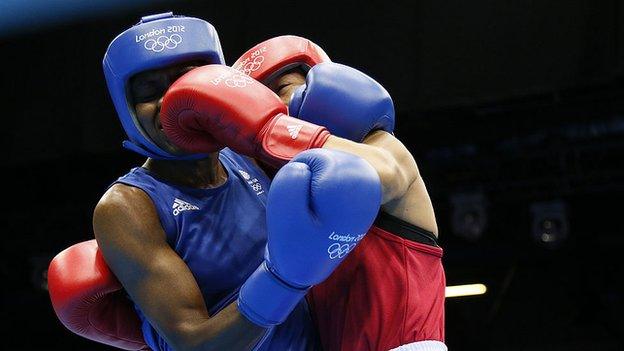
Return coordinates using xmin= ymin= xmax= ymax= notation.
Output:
xmin=232 ymin=35 xmax=330 ymax=83
xmin=160 ymin=64 xmax=331 ymax=167
xmin=48 ymin=240 xmax=148 ymax=351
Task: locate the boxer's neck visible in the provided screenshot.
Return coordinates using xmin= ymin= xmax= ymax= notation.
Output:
xmin=142 ymin=153 xmax=228 ymax=189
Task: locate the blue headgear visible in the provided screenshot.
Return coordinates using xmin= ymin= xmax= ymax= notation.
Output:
xmin=103 ymin=12 xmax=225 ymax=160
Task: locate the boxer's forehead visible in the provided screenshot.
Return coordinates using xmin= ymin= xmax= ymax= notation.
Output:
xmin=129 ymin=61 xmax=205 ymax=102
xmin=131 ymin=61 xmax=202 ymax=86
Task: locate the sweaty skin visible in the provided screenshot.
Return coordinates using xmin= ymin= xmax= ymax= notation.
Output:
xmin=270 ymin=70 xmax=438 ymax=235
xmin=94 ymin=63 xmax=268 ymax=351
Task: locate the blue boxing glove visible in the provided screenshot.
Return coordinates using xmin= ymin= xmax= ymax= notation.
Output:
xmin=237 ymin=149 xmax=381 ymax=327
xmin=288 ymin=62 xmax=395 ymax=142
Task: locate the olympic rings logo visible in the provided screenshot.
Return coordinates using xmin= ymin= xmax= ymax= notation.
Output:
xmin=237 ymin=56 xmax=265 ymax=76
xmin=327 ymin=243 xmax=356 ymax=259
xmin=144 ymin=34 xmax=183 ymax=52
xmin=225 ymin=73 xmax=253 ymax=88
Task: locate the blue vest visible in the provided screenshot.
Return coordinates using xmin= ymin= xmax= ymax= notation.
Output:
xmin=114 ymin=148 xmax=318 ymax=351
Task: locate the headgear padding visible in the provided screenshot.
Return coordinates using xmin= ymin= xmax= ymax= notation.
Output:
xmin=103 ymin=12 xmax=225 ymax=159
xmin=232 ymin=35 xmax=330 ymax=84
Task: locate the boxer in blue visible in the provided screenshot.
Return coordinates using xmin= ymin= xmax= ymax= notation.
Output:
xmin=48 ymin=12 xmax=418 ymax=351
xmin=98 ymin=13 xmax=383 ymax=351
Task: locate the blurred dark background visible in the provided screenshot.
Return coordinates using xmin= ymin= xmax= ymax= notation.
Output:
xmin=2 ymin=0 xmax=623 ymax=350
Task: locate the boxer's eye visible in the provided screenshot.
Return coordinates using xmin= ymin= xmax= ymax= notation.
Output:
xmin=276 ymin=83 xmax=290 ymax=95
xmin=135 ymin=89 xmax=157 ymax=102
xmin=132 ymin=78 xmax=167 ymax=103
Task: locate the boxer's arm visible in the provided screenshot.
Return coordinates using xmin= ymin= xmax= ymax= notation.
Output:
xmin=272 ymin=68 xmax=435 ymax=231
xmin=381 ymin=172 xmax=439 ymax=236
xmin=323 ymin=131 xmax=438 ymax=235
xmin=93 ymin=184 xmax=265 ymax=351
xmin=322 ymin=131 xmax=414 ymax=204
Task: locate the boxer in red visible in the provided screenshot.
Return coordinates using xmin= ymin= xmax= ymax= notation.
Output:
xmin=233 ymin=36 xmax=447 ymax=351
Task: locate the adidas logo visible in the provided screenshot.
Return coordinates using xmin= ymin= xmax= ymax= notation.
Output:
xmin=287 ymin=124 xmax=303 ymax=139
xmin=172 ymin=198 xmax=200 ymax=216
